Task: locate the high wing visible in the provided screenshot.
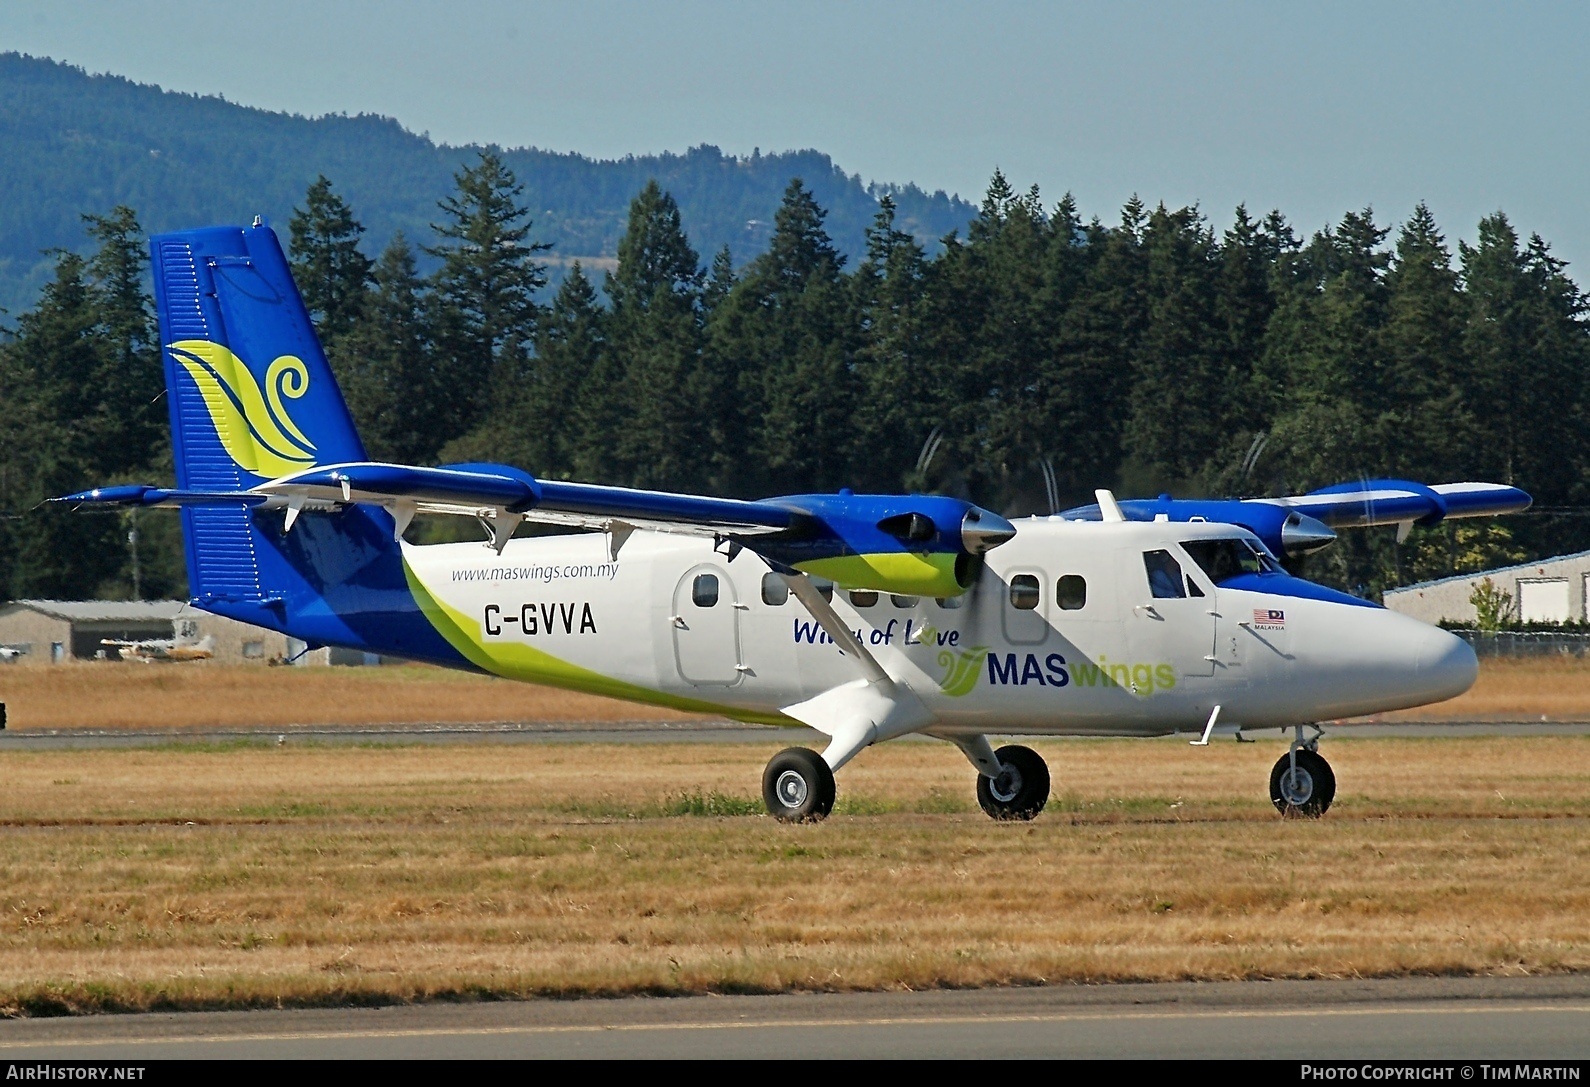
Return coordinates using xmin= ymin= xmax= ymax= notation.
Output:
xmin=60 ymin=464 xmax=1018 ymax=599
xmin=1061 ymin=478 xmax=1532 ymax=559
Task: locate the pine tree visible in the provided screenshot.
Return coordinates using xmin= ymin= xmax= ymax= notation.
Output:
xmin=851 ymin=196 xmax=929 ymax=491
xmin=427 ymin=151 xmax=550 ymax=445
xmin=1205 ymin=205 xmax=1286 ymax=492
xmin=1461 ymin=214 xmax=1588 ymax=503
xmin=601 ymin=181 xmax=709 ymax=490
xmin=1126 ymin=205 xmax=1225 ymax=487
xmin=717 ymin=179 xmax=853 ymax=495
xmin=339 ymin=234 xmax=439 ymax=464
xmin=703 ymin=245 xmax=735 ymax=316
xmin=1042 ymin=200 xmax=1148 ymax=503
xmin=537 ymin=264 xmax=607 ymax=478
xmin=288 ymin=176 xmax=373 ymax=348
xmin=952 ymin=176 xmax=1054 ymax=506
xmin=0 ymin=250 xmax=124 ymax=596
xmin=81 ymin=206 xmax=163 ymax=474
xmin=1261 ymin=209 xmax=1391 ymax=492
xmin=1380 ymin=203 xmax=1469 ymax=480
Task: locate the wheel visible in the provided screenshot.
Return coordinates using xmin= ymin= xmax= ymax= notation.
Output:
xmin=976 ymin=744 xmax=1050 ymax=821
xmin=1269 ymin=748 xmax=1335 ymax=818
xmin=762 ymin=747 xmax=836 ymax=823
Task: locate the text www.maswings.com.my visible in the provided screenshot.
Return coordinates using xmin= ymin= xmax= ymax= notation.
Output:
xmin=452 ymin=562 xmax=619 ymax=584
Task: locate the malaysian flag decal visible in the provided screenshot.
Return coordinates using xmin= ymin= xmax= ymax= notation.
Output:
xmin=1253 ymin=608 xmax=1286 ymax=629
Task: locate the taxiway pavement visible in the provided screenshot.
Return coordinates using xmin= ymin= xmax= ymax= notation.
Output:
xmin=0 ymin=976 xmax=1585 ymax=1059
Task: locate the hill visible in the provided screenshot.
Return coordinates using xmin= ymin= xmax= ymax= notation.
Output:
xmin=0 ymin=52 xmax=976 ymax=317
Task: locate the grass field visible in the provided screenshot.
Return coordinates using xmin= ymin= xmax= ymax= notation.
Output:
xmin=0 ymin=660 xmax=702 ymax=729
xmin=0 ymin=735 xmax=1582 ymax=1014
xmin=4 ymin=654 xmax=1590 ymax=730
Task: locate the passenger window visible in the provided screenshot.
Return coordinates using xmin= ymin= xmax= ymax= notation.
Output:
xmin=849 ymin=590 xmax=878 ymax=608
xmin=692 ymin=573 xmax=719 ymax=608
xmin=1143 ymin=550 xmax=1187 ymax=599
xmin=761 ymin=572 xmax=788 ymax=606
xmin=797 ymin=575 xmax=834 ymax=602
xmin=936 ymin=594 xmax=965 ymax=610
xmin=890 ymin=595 xmax=920 ymax=609
xmin=1009 ymin=574 xmax=1041 ymax=610
xmin=1056 ymin=575 xmax=1087 ymax=611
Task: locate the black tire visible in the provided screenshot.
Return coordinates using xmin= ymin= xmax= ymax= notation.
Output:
xmin=1269 ymin=748 xmax=1336 ymax=818
xmin=976 ymin=744 xmax=1050 ymax=821
xmin=762 ymin=747 xmax=836 ymax=823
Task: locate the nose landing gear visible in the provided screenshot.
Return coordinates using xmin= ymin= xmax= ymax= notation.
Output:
xmin=1269 ymin=725 xmax=1335 ymax=818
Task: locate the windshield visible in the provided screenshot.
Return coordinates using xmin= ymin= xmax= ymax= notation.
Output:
xmin=1180 ymin=537 xmax=1279 ymax=585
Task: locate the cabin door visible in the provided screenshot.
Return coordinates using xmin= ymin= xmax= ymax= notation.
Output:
xmin=672 ymin=565 xmax=744 ymax=686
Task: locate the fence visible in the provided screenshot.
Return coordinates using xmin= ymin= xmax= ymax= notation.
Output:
xmin=1453 ymin=630 xmax=1590 ymax=658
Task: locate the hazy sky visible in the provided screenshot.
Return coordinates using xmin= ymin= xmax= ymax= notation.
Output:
xmin=4 ymin=1 xmax=1588 ymax=268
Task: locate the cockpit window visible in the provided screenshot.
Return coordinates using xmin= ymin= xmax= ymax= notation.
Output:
xmin=1143 ymin=550 xmax=1187 ymax=599
xmin=1180 ymin=538 xmax=1279 ymax=585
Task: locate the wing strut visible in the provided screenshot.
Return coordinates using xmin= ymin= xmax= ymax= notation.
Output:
xmin=776 ymin=571 xmax=932 ymax=771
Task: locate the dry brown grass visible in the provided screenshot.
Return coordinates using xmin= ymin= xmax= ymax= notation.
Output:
xmin=7 ymin=653 xmax=1590 ymax=733
xmin=0 ymin=735 xmax=1582 ymax=1014
xmin=1374 ymin=656 xmax=1590 ymax=721
xmin=0 ymin=661 xmax=705 ymax=729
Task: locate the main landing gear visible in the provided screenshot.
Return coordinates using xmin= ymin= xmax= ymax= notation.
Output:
xmin=759 ymin=738 xmax=1053 ymax=823
xmin=975 ymin=745 xmax=1050 ymax=821
xmin=762 ymin=747 xmax=836 ymax=822
xmin=1269 ymin=725 xmax=1335 ymax=818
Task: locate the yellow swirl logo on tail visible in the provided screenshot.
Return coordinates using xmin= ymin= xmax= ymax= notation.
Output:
xmin=168 ymin=339 xmax=317 ymax=478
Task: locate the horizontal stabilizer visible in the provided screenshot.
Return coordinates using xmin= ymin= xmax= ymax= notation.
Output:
xmin=53 ymin=484 xmax=267 ymax=508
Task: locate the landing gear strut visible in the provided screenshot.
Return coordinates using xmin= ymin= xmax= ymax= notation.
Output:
xmin=762 ymin=747 xmax=836 ymax=823
xmin=1269 ymin=725 xmax=1335 ymax=818
xmin=975 ymin=744 xmax=1050 ymax=821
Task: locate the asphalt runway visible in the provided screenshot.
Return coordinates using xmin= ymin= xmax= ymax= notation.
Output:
xmin=0 ymin=719 xmax=1585 ymax=749
xmin=0 ymin=977 xmax=1585 ymax=1059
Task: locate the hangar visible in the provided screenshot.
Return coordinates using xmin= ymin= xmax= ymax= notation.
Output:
xmin=1383 ymin=549 xmax=1590 ymax=626
xmin=0 ymin=600 xmax=350 ymax=664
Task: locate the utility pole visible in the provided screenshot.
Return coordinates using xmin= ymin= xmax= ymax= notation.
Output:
xmin=127 ymin=509 xmax=141 ymax=600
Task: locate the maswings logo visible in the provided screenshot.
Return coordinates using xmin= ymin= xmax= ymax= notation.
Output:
xmin=937 ymin=646 xmax=990 ymax=697
xmin=169 ymin=339 xmax=317 ymax=477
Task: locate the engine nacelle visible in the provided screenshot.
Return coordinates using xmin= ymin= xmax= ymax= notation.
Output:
xmin=758 ymin=493 xmax=1017 ymax=598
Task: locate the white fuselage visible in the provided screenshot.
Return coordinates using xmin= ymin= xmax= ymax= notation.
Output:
xmin=403 ymin=517 xmax=1477 ymax=737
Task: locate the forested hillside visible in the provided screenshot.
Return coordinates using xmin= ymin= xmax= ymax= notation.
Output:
xmin=1 ymin=149 xmax=1584 ymax=605
xmin=0 ymin=53 xmax=972 ymax=317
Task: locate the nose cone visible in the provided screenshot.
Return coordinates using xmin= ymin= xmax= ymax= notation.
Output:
xmin=962 ymin=507 xmax=1017 ymax=554
xmin=1415 ymin=623 xmax=1479 ymax=704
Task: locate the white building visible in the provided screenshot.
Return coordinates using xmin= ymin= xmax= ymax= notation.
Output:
xmin=0 ymin=600 xmax=376 ymax=665
xmin=1383 ymin=549 xmax=1590 ymax=626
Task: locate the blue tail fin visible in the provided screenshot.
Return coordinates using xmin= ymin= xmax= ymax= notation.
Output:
xmin=51 ymin=221 xmax=466 ymax=668
xmin=151 ymin=222 xmax=368 ymax=604
xmin=153 ymin=222 xmax=366 ymax=487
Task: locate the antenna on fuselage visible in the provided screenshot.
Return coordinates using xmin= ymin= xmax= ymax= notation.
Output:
xmin=1096 ymin=489 xmax=1126 ymax=523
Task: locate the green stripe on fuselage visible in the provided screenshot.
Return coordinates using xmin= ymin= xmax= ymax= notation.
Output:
xmin=795 ymin=552 xmax=963 ymax=597
xmin=402 ymin=559 xmax=793 ymax=726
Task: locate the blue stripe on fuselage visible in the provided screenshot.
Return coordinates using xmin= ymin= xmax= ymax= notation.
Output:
xmin=1219 ymin=572 xmax=1380 ymax=608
